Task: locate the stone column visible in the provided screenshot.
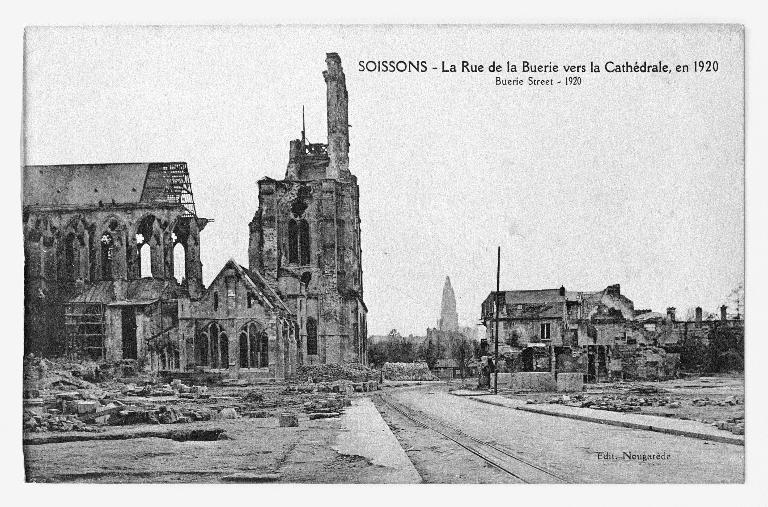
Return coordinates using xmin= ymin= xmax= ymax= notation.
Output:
xmin=150 ymin=220 xmax=164 ymax=279
xmin=269 ymin=318 xmax=281 ymax=380
xmin=323 ymin=53 xmax=349 ymax=179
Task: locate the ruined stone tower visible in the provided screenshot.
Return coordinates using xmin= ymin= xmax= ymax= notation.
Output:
xmin=249 ymin=53 xmax=367 ymax=366
xmin=438 ymin=276 xmax=459 ymax=332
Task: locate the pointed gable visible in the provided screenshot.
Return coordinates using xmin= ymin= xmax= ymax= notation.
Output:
xmin=204 ymin=259 xmax=292 ymax=315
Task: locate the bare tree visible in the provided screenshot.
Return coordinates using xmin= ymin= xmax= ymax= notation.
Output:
xmin=450 ymin=334 xmax=475 ymax=380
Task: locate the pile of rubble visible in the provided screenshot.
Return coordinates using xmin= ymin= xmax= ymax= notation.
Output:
xmin=692 ymin=396 xmax=741 ymax=407
xmin=285 ymin=379 xmax=379 ymax=394
xmin=296 ymin=363 xmax=379 ymax=383
xmin=23 ymin=379 xmax=223 ymax=433
xmin=382 ymin=362 xmax=437 ymax=381
xmin=302 ymin=395 xmax=352 ymax=420
xmin=23 ymin=356 xmax=382 ymax=436
xmin=537 ymin=393 xmax=683 ymax=412
xmin=711 ymin=416 xmax=745 ymax=435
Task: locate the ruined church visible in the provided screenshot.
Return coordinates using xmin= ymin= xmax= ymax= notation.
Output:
xmin=22 ymin=53 xmax=367 ymax=379
xmin=248 ymin=52 xmax=368 ymax=366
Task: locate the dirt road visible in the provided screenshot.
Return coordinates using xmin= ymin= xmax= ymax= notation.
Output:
xmin=375 ymin=384 xmax=744 ymax=483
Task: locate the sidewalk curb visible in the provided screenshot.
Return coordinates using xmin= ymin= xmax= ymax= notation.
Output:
xmin=463 ymin=395 xmax=744 ymax=446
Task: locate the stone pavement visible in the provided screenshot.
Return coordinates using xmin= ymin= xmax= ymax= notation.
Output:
xmin=333 ymin=397 xmax=422 ymax=483
xmin=451 ymin=391 xmax=744 ymax=446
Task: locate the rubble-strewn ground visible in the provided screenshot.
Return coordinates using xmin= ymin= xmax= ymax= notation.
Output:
xmin=498 ymin=374 xmax=744 ymax=435
xmin=23 ymin=357 xmax=390 ymax=483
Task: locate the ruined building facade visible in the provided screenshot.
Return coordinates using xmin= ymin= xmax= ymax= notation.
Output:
xmin=23 ymin=53 xmax=360 ymax=378
xmin=481 ymin=284 xmax=670 ymax=382
xmin=23 ymin=162 xmax=207 ymax=365
xmin=249 ymin=53 xmax=368 ymax=366
xmin=481 ymin=284 xmax=744 ymax=381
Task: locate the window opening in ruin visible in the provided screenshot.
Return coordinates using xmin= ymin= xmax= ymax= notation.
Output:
xmin=204 ymin=322 xmax=228 ymax=369
xmin=247 ymin=292 xmax=254 ymax=308
xmin=307 ymin=317 xmax=318 ymax=355
xmin=299 ymin=220 xmax=310 ymax=265
xmin=238 ymin=322 xmax=266 ymax=368
xmin=540 ymin=323 xmax=552 ymax=341
xmin=219 ymin=332 xmax=229 ymax=369
xmin=100 ymin=233 xmax=114 ymax=280
xmin=121 ymin=307 xmax=138 ymax=360
xmin=249 ymin=323 xmax=260 ymax=367
xmin=239 ymin=331 xmax=249 ymax=368
xmin=288 ymin=219 xmax=299 ymax=263
xmin=213 ymin=292 xmax=219 ymax=311
xmin=198 ymin=331 xmax=209 ymax=366
xmin=64 ymin=232 xmax=78 ymax=281
xmin=209 ymin=322 xmax=219 ymax=366
xmin=259 ymin=330 xmax=268 ymax=367
xmin=139 ymin=243 xmax=152 ymax=278
xmin=289 ymin=219 xmax=311 ymax=265
xmin=172 ymin=242 xmax=185 ymax=283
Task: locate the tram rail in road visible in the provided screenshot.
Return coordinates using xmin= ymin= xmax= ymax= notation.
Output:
xmin=377 ymin=392 xmax=572 ymax=484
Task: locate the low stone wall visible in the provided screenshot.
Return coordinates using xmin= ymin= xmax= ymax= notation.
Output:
xmin=510 ymin=372 xmax=556 ymax=392
xmin=611 ymin=346 xmax=680 ymax=380
xmin=556 ymin=372 xmax=584 ymax=392
xmin=489 ymin=372 xmax=512 ymax=389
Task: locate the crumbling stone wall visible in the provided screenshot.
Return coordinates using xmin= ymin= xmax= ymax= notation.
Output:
xmin=610 ymin=345 xmax=680 ymax=380
xmin=186 ymin=261 xmax=297 ymax=380
xmin=24 ymin=204 xmax=205 ymax=357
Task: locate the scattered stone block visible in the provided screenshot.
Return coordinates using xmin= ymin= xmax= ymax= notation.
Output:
xmin=76 ymin=400 xmax=99 ymax=415
xmin=56 ymin=391 xmax=81 ymax=401
xmin=217 ymin=408 xmax=239 ymax=420
xmin=309 ymin=412 xmax=341 ymax=420
xmin=279 ymin=412 xmax=298 ymax=427
xmin=556 ymin=373 xmax=584 ymax=392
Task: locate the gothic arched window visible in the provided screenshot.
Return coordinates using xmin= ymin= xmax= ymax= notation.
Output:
xmin=288 ymin=219 xmax=299 ymax=264
xmin=100 ymin=232 xmax=114 ymax=280
xmin=288 ymin=219 xmax=311 ymax=265
xmin=299 ymin=220 xmax=310 ymax=265
xmin=238 ymin=322 xmax=267 ymax=368
xmin=63 ymin=232 xmax=78 ymax=281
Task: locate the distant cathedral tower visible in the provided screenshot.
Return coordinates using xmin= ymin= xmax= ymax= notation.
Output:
xmin=438 ymin=276 xmax=459 ymax=332
xmin=249 ymin=53 xmax=367 ymax=366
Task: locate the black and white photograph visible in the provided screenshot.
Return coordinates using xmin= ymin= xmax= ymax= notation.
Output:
xmin=10 ymin=17 xmax=761 ymax=495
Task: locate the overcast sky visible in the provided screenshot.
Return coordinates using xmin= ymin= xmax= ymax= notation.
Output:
xmin=23 ymin=25 xmax=744 ymax=336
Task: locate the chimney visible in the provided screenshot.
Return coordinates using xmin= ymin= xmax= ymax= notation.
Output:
xmin=720 ymin=305 xmax=727 ymax=321
xmin=323 ymin=53 xmax=349 ymax=179
xmin=666 ymin=307 xmax=676 ymax=322
xmin=559 ymin=285 xmax=566 ymax=297
xmin=695 ymin=306 xmax=702 ymax=324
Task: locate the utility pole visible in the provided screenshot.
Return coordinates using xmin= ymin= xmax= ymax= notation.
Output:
xmin=494 ymin=246 xmax=500 ymax=394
